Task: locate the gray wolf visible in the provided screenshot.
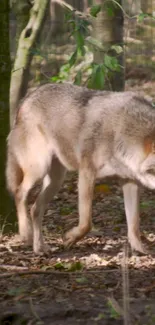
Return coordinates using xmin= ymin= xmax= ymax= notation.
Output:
xmin=6 ymin=83 xmax=155 ymax=254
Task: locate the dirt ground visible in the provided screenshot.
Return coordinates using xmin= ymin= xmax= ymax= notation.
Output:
xmin=1 ymin=80 xmax=155 ymax=325
xmin=1 ymin=173 xmax=155 ymax=325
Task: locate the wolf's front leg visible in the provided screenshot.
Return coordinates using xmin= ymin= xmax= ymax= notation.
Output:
xmin=122 ymin=182 xmax=145 ymax=253
xmin=64 ymin=165 xmax=95 ymax=247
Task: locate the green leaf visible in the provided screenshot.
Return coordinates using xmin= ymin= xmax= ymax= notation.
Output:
xmin=60 ymin=63 xmax=70 ymax=73
xmin=104 ymin=55 xmax=120 ymax=71
xmin=94 ymin=313 xmax=105 ymax=321
xmin=137 ymin=12 xmax=147 ymax=22
xmin=68 ymin=261 xmax=83 ymax=272
xmin=74 ymin=71 xmax=82 ymax=85
xmin=69 ymin=50 xmax=77 ymax=67
xmin=111 ymin=45 xmax=123 ymax=54
xmin=86 ymin=36 xmax=104 ymax=50
xmin=88 ymin=64 xmax=105 ymax=90
xmin=50 ymin=76 xmax=59 ymax=82
xmin=54 ymin=262 xmax=65 ymax=270
xmin=41 ymin=265 xmax=52 ymax=271
xmin=76 ymin=277 xmax=88 ymax=284
xmin=90 ymin=4 xmax=101 ymax=17
xmin=76 ymin=31 xmax=85 ymax=50
xmin=54 ymin=261 xmax=83 ymax=272
xmin=78 ymin=46 xmax=86 ymax=57
xmin=105 ymin=3 xmax=114 ymax=17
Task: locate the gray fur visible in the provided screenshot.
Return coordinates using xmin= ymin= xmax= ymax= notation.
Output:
xmin=6 ymin=83 xmax=155 ymax=254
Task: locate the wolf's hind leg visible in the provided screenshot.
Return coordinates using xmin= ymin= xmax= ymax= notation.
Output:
xmin=31 ymin=158 xmax=66 ymax=254
xmin=15 ymin=173 xmax=35 ymax=245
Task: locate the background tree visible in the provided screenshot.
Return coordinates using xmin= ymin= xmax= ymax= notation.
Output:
xmin=11 ymin=0 xmax=32 ymax=53
xmin=10 ymin=0 xmax=49 ymax=128
xmin=92 ymin=0 xmax=125 ymax=91
xmin=0 ymin=0 xmax=15 ymax=232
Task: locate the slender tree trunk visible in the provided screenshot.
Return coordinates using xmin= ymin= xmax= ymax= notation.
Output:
xmin=12 ymin=0 xmax=32 ymax=53
xmin=93 ymin=0 xmax=125 ymax=91
xmin=0 ymin=0 xmax=16 ymax=232
xmin=10 ymin=0 xmax=49 ymax=128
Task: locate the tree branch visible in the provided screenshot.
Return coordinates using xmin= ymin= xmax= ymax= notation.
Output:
xmin=51 ymin=0 xmax=90 ymax=18
xmin=10 ymin=0 xmax=49 ymax=128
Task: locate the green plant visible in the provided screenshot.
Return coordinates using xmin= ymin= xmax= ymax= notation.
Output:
xmin=32 ymin=1 xmax=155 ymax=89
xmin=50 ymin=2 xmax=123 ymax=89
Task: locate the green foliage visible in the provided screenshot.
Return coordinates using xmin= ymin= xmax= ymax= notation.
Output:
xmin=90 ymin=4 xmax=101 ymax=17
xmin=74 ymin=70 xmax=82 ymax=85
xmin=87 ymin=64 xmax=105 ymax=90
xmin=31 ymin=1 xmax=155 ymax=90
xmin=137 ymin=12 xmax=155 ymax=22
xmin=137 ymin=12 xmax=148 ymax=22
xmin=86 ymin=36 xmax=104 ymax=51
xmin=75 ymin=276 xmax=88 ymax=284
xmin=104 ymin=55 xmax=121 ymax=72
xmin=50 ymin=2 xmax=155 ymax=89
xmin=104 ymin=2 xmax=115 ymax=17
xmin=107 ymin=300 xmax=121 ymax=319
xmin=54 ymin=261 xmax=83 ymax=272
xmin=111 ymin=45 xmax=123 ymax=54
xmin=51 ymin=4 xmax=123 ymax=90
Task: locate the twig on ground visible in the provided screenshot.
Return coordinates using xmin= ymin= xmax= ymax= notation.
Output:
xmin=0 ymin=264 xmax=29 ymax=271
xmin=122 ymin=242 xmax=130 ymax=325
xmin=29 ymin=297 xmax=43 ymax=323
xmin=108 ymin=295 xmax=124 ymax=317
xmin=0 ymin=268 xmax=121 ymax=278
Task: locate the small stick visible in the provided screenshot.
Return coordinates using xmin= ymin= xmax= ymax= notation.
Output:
xmin=29 ymin=297 xmax=43 ymax=323
xmin=122 ymin=242 xmax=130 ymax=325
xmin=0 ymin=268 xmax=121 ymax=279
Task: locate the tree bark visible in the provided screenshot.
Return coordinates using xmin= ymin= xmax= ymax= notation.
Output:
xmin=12 ymin=0 xmax=32 ymax=53
xmin=92 ymin=0 xmax=125 ymax=91
xmin=141 ymin=0 xmax=152 ymax=14
xmin=0 ymin=0 xmax=16 ymax=231
xmin=10 ymin=0 xmax=49 ymax=128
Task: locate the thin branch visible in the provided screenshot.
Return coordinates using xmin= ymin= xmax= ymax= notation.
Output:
xmin=29 ymin=297 xmax=42 ymax=322
xmin=108 ymin=295 xmax=124 ymax=317
xmin=0 ymin=264 xmax=28 ymax=271
xmin=104 ymin=0 xmax=138 ymax=20
xmin=122 ymin=243 xmax=130 ymax=325
xmin=0 ymin=268 xmax=120 ymax=278
xmin=51 ymin=0 xmax=90 ymax=18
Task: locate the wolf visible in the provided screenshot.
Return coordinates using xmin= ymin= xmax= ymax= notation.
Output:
xmin=6 ymin=83 xmax=155 ymax=254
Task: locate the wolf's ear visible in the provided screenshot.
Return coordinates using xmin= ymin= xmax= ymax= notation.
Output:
xmin=144 ymin=137 xmax=155 ymax=155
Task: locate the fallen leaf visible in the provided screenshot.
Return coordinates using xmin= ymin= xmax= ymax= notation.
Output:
xmin=95 ymin=184 xmax=111 ymax=194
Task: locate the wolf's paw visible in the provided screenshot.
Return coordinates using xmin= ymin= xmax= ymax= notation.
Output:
xmin=63 ymin=227 xmax=80 ymax=248
xmin=20 ymin=232 xmax=33 ymax=246
xmin=129 ymin=235 xmax=148 ymax=255
xmin=33 ymin=241 xmax=51 ymax=256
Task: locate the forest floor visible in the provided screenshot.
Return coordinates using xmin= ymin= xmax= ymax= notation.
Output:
xmin=1 ymin=79 xmax=155 ymax=325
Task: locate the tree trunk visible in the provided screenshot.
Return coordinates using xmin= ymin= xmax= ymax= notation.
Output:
xmin=92 ymin=0 xmax=125 ymax=91
xmin=10 ymin=0 xmax=49 ymax=128
xmin=12 ymin=0 xmax=32 ymax=53
xmin=0 ymin=0 xmax=16 ymax=232
xmin=141 ymin=0 xmax=152 ymax=14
